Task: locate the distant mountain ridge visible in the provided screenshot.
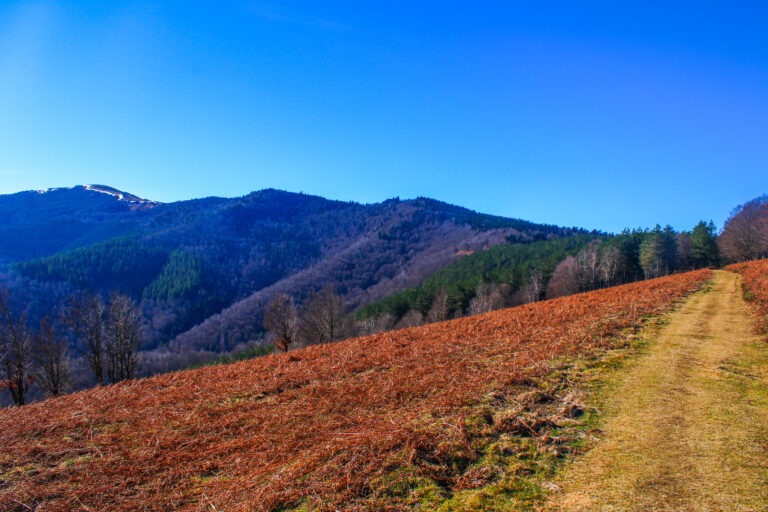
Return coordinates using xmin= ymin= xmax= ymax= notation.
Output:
xmin=0 ymin=184 xmax=583 ymax=369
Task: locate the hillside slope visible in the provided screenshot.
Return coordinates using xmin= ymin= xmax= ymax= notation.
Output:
xmin=0 ymin=270 xmax=710 ymax=511
xmin=167 ymin=216 xmax=514 ymax=353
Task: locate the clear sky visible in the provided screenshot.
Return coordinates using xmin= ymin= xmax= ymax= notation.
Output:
xmin=1 ymin=2 xmax=766 ymax=232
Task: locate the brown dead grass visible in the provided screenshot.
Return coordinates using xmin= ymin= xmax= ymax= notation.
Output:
xmin=0 ymin=271 xmax=711 ymax=511
xmin=550 ymin=270 xmax=768 ymax=511
xmin=728 ymin=258 xmax=768 ymax=334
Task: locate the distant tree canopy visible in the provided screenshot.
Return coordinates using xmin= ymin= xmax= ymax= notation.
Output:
xmin=16 ymin=238 xmax=169 ymax=297
xmin=359 ymin=222 xmax=722 ymax=325
xmin=143 ymin=250 xmax=204 ymax=301
xmin=408 ymin=197 xmax=581 ymax=234
xmin=358 ymin=235 xmax=598 ymax=321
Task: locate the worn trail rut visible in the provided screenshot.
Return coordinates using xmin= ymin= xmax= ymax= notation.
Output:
xmin=552 ymin=270 xmax=768 ymax=511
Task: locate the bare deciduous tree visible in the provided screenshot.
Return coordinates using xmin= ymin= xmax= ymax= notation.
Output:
xmin=718 ymin=196 xmax=768 ymax=262
xmin=263 ymin=294 xmax=298 ymax=352
xmin=396 ymin=309 xmax=424 ymax=329
xmin=546 ymin=256 xmax=581 ymax=299
xmin=0 ymin=289 xmax=33 ymax=406
xmin=522 ymin=269 xmax=544 ymax=304
xmin=577 ymin=242 xmax=601 ymax=291
xmin=66 ymin=293 xmax=106 ymax=385
xmin=468 ymin=283 xmax=504 ymax=315
xmin=427 ymin=288 xmax=450 ymax=323
xmin=299 ymin=285 xmax=349 ymax=345
xmin=374 ymin=313 xmax=396 ymax=333
xmin=105 ymin=293 xmax=141 ymax=383
xmin=599 ymin=246 xmax=621 ymax=287
xmin=358 ymin=313 xmax=396 ymax=335
xmin=32 ymin=318 xmax=70 ymax=397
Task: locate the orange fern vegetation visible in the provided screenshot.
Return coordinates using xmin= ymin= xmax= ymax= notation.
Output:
xmin=0 ymin=270 xmax=711 ymax=511
xmin=727 ymin=259 xmax=768 ymax=334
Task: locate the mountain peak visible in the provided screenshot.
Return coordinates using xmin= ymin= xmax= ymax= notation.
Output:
xmin=25 ymin=184 xmax=160 ymax=208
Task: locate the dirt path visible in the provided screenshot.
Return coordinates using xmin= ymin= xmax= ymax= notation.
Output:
xmin=551 ymin=270 xmax=768 ymax=511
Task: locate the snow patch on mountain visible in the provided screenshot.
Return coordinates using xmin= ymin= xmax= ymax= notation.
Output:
xmin=25 ymin=184 xmax=160 ymax=209
xmin=84 ymin=184 xmax=125 ymax=200
xmin=82 ymin=184 xmax=161 ymax=209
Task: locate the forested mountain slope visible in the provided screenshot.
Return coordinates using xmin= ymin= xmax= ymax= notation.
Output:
xmin=0 ymin=185 xmax=158 ymax=264
xmin=0 ymin=186 xmax=581 ymax=359
xmin=162 ymin=196 xmax=582 ymax=355
xmin=358 ymin=235 xmax=598 ymax=322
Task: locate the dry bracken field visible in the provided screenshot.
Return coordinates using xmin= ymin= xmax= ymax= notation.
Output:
xmin=0 ymin=270 xmax=712 ymax=511
xmin=728 ymin=259 xmax=768 ymax=334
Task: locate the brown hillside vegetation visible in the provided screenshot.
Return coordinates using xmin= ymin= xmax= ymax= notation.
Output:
xmin=728 ymin=258 xmax=768 ymax=334
xmin=0 ymin=270 xmax=711 ymax=511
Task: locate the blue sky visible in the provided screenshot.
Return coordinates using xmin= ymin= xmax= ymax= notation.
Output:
xmin=1 ymin=2 xmax=766 ymax=232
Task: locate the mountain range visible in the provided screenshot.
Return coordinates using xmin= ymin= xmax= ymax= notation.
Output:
xmin=0 ymin=185 xmax=582 ymax=371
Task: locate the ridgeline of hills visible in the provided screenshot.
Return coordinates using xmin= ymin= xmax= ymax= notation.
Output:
xmin=2 ymin=184 xmax=762 ymax=394
xmin=0 ymin=185 xmax=583 ymax=372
